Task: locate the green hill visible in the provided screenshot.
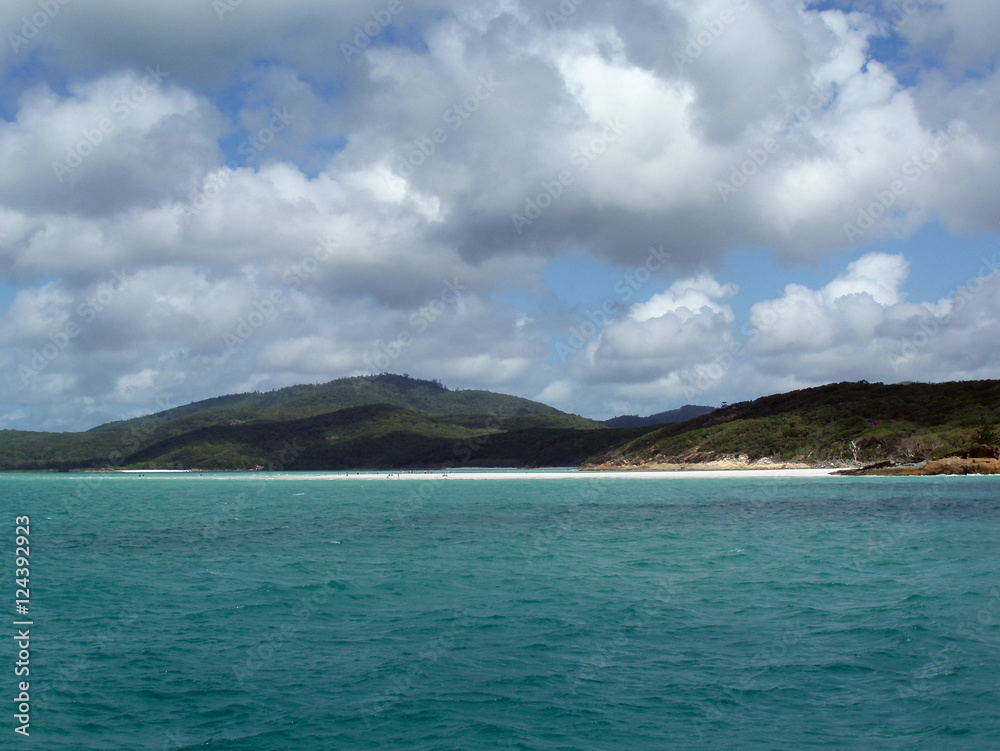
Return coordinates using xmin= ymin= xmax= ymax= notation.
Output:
xmin=589 ymin=380 xmax=1000 ymax=468
xmin=117 ymin=404 xmax=646 ymax=471
xmin=0 ymin=374 xmax=613 ymax=471
xmin=3 ymin=377 xmax=997 ymax=471
xmin=90 ymin=373 xmax=569 ymax=431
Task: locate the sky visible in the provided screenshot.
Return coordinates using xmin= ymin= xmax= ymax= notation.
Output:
xmin=0 ymin=0 xmax=998 ymax=431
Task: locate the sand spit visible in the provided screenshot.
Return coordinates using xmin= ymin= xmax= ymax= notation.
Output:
xmin=135 ymin=468 xmax=845 ymax=480
xmin=118 ymin=469 xmax=191 ymax=473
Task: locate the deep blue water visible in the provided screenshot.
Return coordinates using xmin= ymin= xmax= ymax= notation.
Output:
xmin=2 ymin=472 xmax=999 ymax=750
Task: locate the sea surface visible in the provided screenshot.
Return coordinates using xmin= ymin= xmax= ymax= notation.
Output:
xmin=2 ymin=471 xmax=999 ymax=750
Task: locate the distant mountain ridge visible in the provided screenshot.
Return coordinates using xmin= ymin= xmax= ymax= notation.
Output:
xmin=602 ymin=405 xmax=716 ymax=428
xmin=2 ymin=377 xmax=997 ymax=472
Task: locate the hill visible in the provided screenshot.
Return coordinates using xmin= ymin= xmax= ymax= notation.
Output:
xmin=0 ymin=374 xmax=617 ymax=471
xmin=117 ymin=404 xmax=646 ymax=471
xmin=587 ymin=380 xmax=1000 ymax=469
xmin=602 ymin=404 xmax=716 ymax=428
xmin=3 ymin=377 xmax=998 ymax=472
xmin=90 ymin=373 xmax=569 ymax=432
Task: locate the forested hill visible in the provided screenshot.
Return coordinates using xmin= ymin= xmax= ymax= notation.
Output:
xmin=1 ymin=377 xmax=997 ymax=471
xmin=90 ymin=373 xmax=566 ymax=432
xmin=0 ymin=374 xmax=619 ymax=471
xmin=589 ymin=380 xmax=1000 ymax=468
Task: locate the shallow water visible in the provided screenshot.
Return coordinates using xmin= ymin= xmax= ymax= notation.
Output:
xmin=3 ymin=472 xmax=999 ymax=749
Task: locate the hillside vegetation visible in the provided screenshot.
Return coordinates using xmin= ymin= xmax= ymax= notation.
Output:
xmin=90 ymin=373 xmax=570 ymax=431
xmin=2 ymin=377 xmax=997 ymax=471
xmin=589 ymin=380 xmax=1000 ymax=468
xmin=0 ymin=374 xmax=616 ymax=471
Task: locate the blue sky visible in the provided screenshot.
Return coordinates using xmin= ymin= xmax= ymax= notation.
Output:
xmin=0 ymin=0 xmax=998 ymax=431
xmin=540 ymin=222 xmax=999 ymax=329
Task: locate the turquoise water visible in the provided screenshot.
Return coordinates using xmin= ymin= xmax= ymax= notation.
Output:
xmin=2 ymin=472 xmax=999 ymax=750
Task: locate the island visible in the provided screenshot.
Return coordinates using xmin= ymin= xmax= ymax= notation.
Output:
xmin=0 ymin=375 xmax=997 ymax=476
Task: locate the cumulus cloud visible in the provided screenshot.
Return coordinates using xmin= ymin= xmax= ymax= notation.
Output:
xmin=0 ymin=69 xmax=221 ymax=216
xmin=0 ymin=0 xmax=998 ymax=430
xmin=748 ymin=251 xmax=1000 ymax=385
xmin=534 ymin=250 xmax=1000 ymax=420
xmin=541 ymin=273 xmax=730 ymax=389
xmin=629 ymin=276 xmax=738 ymax=324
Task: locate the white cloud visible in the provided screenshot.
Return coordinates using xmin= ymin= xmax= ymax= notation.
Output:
xmin=561 ymin=275 xmax=738 ymax=392
xmin=0 ymin=70 xmax=221 ymax=215
xmin=532 ymin=250 xmax=1000 ymax=420
xmin=630 ymin=276 xmax=738 ymax=323
xmin=821 ymin=252 xmax=908 ymax=306
xmin=1 ymin=1 xmax=1000 ymax=430
xmin=747 ymin=251 xmax=1000 ymax=384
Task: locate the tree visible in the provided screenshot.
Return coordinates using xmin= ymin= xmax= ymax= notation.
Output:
xmin=972 ymin=415 xmax=997 ymax=445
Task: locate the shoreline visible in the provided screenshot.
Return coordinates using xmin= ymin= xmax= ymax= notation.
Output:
xmin=118 ymin=468 xmax=191 ymax=473
xmin=836 ymin=456 xmax=1000 ymax=476
xmin=92 ymin=467 xmax=848 ymax=480
xmin=581 ymin=459 xmax=828 ymax=473
xmin=22 ymin=464 xmax=995 ymax=478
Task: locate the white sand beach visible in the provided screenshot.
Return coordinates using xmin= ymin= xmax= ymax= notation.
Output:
xmin=215 ymin=468 xmax=847 ymax=480
xmin=118 ymin=469 xmax=192 ymax=473
xmin=110 ymin=467 xmax=850 ymax=479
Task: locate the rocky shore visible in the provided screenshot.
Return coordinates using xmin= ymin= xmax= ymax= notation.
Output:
xmin=835 ymin=445 xmax=1000 ymax=476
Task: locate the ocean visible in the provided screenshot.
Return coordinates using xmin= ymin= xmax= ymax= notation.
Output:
xmin=3 ymin=471 xmax=999 ymax=750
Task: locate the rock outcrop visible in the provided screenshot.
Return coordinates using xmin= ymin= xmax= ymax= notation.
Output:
xmin=837 ymin=448 xmax=1000 ymax=476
